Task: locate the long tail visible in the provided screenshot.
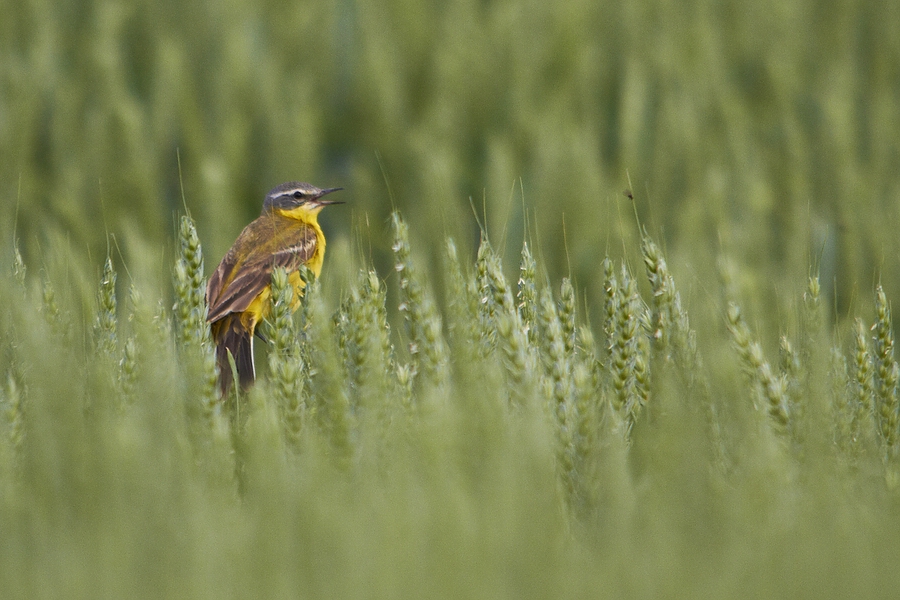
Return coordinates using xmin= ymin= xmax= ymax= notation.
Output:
xmin=211 ymin=315 xmax=256 ymax=397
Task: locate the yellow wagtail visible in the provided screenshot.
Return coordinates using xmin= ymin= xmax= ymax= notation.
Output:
xmin=206 ymin=181 xmax=342 ymax=395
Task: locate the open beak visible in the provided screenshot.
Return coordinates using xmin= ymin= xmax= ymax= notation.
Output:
xmin=313 ymin=187 xmax=344 ymax=206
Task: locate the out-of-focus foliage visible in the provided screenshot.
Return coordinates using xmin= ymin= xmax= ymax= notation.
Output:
xmin=3 ymin=213 xmax=900 ymax=598
xmin=4 ymin=0 xmax=900 ymax=318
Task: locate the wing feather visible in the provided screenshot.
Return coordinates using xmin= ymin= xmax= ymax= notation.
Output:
xmin=206 ymin=217 xmax=318 ymax=323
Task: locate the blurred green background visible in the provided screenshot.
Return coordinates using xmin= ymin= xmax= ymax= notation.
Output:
xmin=4 ymin=0 xmax=899 ymax=325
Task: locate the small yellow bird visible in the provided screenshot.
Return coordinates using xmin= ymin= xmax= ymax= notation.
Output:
xmin=206 ymin=182 xmax=342 ymax=395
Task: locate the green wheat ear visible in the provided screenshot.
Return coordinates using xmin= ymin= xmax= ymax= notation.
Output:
xmin=95 ymin=255 xmax=118 ymax=359
xmin=444 ymin=238 xmax=480 ymax=354
xmin=609 ymin=264 xmax=641 ymax=429
xmin=484 ymin=245 xmax=535 ymax=402
xmin=725 ymin=301 xmax=790 ymax=434
xmin=640 ymin=230 xmax=699 ymax=375
xmin=517 ymin=241 xmax=538 ymax=346
xmin=830 ymin=345 xmax=854 ymax=455
xmin=390 ymin=211 xmax=448 ymax=391
xmin=339 ymin=268 xmax=394 ymax=412
xmin=601 ymin=257 xmax=618 ymax=359
xmin=173 ymin=214 xmax=210 ymax=349
xmin=485 ymin=244 xmax=515 ymax=318
xmin=873 ymin=285 xmax=899 ymax=453
xmin=558 ymin=278 xmax=576 ymax=357
xmin=40 ymin=272 xmax=71 ymax=343
xmin=852 ymin=318 xmax=877 ymax=449
xmin=299 ymin=273 xmax=352 ymax=463
xmin=172 ymin=213 xmax=220 ymax=426
xmin=265 ymin=266 xmax=305 ymax=447
xmin=537 ymin=286 xmax=570 ymax=414
xmin=641 ymin=231 xmax=671 ymax=345
xmin=391 ymin=210 xmax=421 ymax=365
xmin=366 ymin=269 xmax=395 ymax=380
xmin=475 ymin=236 xmax=498 ymax=353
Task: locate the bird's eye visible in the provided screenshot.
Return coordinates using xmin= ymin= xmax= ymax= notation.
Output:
xmin=293 ymin=191 xmax=303 ymax=200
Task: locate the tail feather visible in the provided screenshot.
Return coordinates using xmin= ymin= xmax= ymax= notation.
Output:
xmin=212 ymin=315 xmax=256 ymax=397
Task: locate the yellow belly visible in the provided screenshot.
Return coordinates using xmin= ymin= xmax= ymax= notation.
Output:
xmin=237 ymin=216 xmax=325 ymax=333
xmin=241 ymin=268 xmax=313 ymax=332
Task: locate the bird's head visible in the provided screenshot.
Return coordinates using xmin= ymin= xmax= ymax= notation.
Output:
xmin=263 ymin=182 xmax=343 ymax=217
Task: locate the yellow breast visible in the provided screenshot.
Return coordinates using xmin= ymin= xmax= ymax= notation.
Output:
xmin=240 ymin=222 xmax=325 ymax=332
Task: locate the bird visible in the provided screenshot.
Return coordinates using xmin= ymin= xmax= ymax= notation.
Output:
xmin=206 ymin=181 xmax=343 ymax=396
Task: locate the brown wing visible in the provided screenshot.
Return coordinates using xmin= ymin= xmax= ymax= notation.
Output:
xmin=206 ymin=217 xmax=318 ymax=323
